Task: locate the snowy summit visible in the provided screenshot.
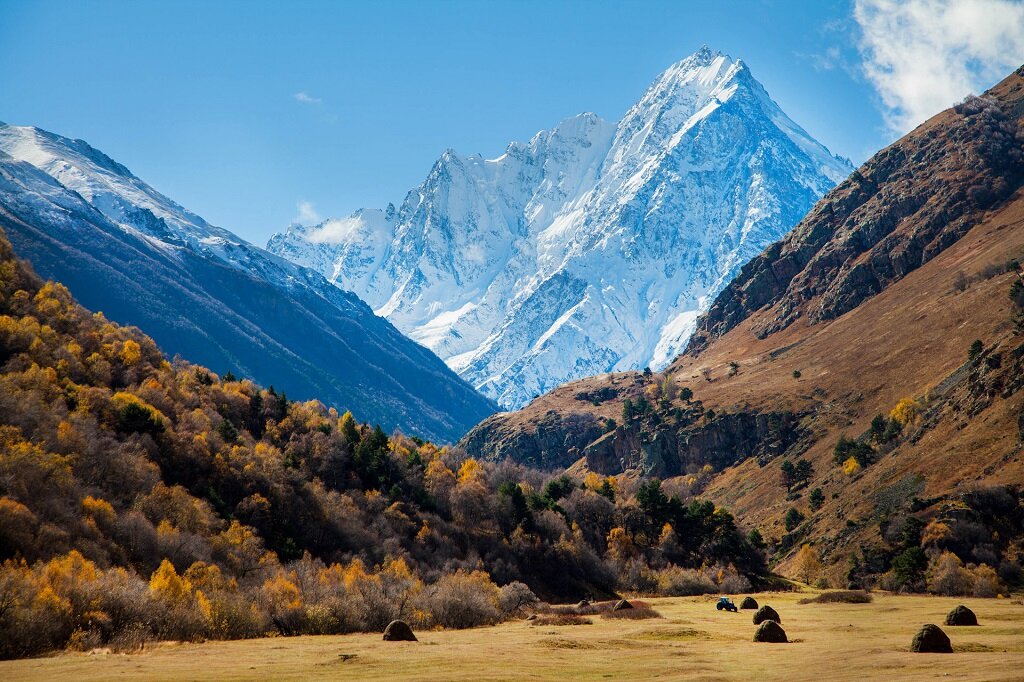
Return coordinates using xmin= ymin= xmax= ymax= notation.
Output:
xmin=268 ymin=47 xmax=853 ymax=409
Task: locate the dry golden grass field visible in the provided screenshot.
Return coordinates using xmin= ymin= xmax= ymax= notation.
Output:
xmin=2 ymin=591 xmax=1023 ymax=681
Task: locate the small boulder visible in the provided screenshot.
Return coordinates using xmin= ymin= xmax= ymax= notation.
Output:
xmin=612 ymin=599 xmax=634 ymax=611
xmin=910 ymin=624 xmax=952 ymax=653
xmin=753 ymin=605 xmax=781 ymax=625
xmin=944 ymin=605 xmax=978 ymax=626
xmin=740 ymin=596 xmax=758 ymax=610
xmin=382 ymin=620 xmax=417 ymax=642
xmin=753 ymin=620 xmax=788 ymax=643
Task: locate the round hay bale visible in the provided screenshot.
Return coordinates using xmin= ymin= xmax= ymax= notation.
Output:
xmin=753 ymin=619 xmax=788 ymax=643
xmin=753 ymin=605 xmax=781 ymax=625
xmin=740 ymin=596 xmax=758 ymax=610
xmin=382 ymin=620 xmax=417 ymax=642
xmin=612 ymin=599 xmax=634 ymax=611
xmin=910 ymin=624 xmax=952 ymax=653
xmin=944 ymin=605 xmax=978 ymax=626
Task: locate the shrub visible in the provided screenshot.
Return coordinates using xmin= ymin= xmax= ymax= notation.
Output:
xmin=414 ymin=570 xmax=501 ymax=629
xmin=970 ymin=564 xmax=1002 ymax=597
xmin=655 ymin=566 xmax=717 ymax=596
xmin=968 ymin=339 xmax=984 ymax=361
xmin=798 ymin=590 xmax=872 ymax=604
xmin=498 ymin=581 xmax=539 ymax=616
xmin=784 ymin=507 xmax=805 ymax=532
xmin=809 ymin=488 xmax=825 ymax=511
xmin=927 ymin=551 xmax=974 ymax=596
xmin=834 ymin=435 xmax=874 ymax=467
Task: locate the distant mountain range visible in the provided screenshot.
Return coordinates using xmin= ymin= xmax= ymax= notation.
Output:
xmin=0 ymin=124 xmax=495 ymax=443
xmin=268 ymin=47 xmax=853 ymax=409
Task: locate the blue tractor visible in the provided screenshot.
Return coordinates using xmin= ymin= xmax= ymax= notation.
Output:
xmin=716 ymin=596 xmax=738 ymax=612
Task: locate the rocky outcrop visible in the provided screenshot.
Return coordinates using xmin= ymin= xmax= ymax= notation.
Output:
xmin=686 ymin=67 xmax=1024 ymax=354
xmin=459 ymin=409 xmax=606 ymax=470
xmin=582 ymin=410 xmax=804 ymax=477
xmin=463 ymin=398 xmax=804 ymax=477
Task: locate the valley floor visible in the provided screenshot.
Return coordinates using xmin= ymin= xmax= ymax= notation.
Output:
xmin=3 ymin=592 xmax=1023 ymax=681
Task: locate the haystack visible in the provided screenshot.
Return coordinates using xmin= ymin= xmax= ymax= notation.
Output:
xmin=753 ymin=620 xmax=787 ymax=643
xmin=910 ymin=624 xmax=952 ymax=653
xmin=752 ymin=605 xmax=780 ymax=625
xmin=383 ymin=620 xmax=417 ymax=642
xmin=944 ymin=605 xmax=978 ymax=626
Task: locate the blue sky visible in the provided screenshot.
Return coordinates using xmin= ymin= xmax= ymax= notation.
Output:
xmin=1 ymin=0 xmax=1022 ymax=244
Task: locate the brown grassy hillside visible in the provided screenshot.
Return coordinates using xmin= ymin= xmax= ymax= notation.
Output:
xmin=462 ymin=66 xmax=1024 ymax=585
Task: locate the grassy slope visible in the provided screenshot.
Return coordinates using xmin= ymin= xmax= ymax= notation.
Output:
xmin=472 ymin=191 xmax=1024 ymax=578
xmin=4 ymin=593 xmax=1022 ymax=681
xmin=677 ymin=190 xmax=1024 ymax=577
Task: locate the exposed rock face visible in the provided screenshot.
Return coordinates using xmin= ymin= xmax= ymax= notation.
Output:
xmin=582 ymin=410 xmax=803 ymax=477
xmin=686 ymin=66 xmax=1024 ymax=354
xmin=383 ymin=620 xmax=417 ymax=642
xmin=753 ymin=620 xmax=787 ymax=643
xmin=464 ymin=403 xmax=803 ymax=475
xmin=740 ymin=596 xmax=758 ymax=610
xmin=753 ymin=605 xmax=781 ymax=625
xmin=459 ymin=409 xmax=606 ymax=470
xmin=945 ymin=605 xmax=978 ymax=626
xmin=910 ymin=624 xmax=952 ymax=653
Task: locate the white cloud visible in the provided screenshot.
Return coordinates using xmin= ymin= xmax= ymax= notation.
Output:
xmin=294 ymin=200 xmax=321 ymax=225
xmin=293 ymin=91 xmax=322 ymax=105
xmin=854 ymin=0 xmax=1024 ymax=134
xmin=307 ymin=216 xmax=364 ymax=244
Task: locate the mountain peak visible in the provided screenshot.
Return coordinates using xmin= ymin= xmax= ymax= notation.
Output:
xmin=268 ymin=49 xmax=852 ymax=409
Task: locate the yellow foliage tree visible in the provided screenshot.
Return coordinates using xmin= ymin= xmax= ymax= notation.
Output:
xmin=793 ymin=544 xmax=823 ymax=585
xmin=81 ymin=495 xmax=116 ymax=526
xmin=424 ymin=458 xmax=456 ymax=497
xmin=120 ymin=339 xmax=142 ymax=366
xmin=262 ymin=571 xmax=302 ymax=610
xmin=457 ymin=458 xmax=484 ymax=485
xmin=149 ymin=559 xmax=193 ymax=605
xmin=843 ymin=456 xmax=862 ymax=476
xmin=606 ymin=527 xmax=636 ymax=562
xmin=889 ymin=397 xmax=921 ymax=426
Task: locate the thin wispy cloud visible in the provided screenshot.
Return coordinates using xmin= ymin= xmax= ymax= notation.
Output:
xmin=293 ymin=91 xmax=322 ymax=105
xmin=797 ymin=46 xmax=843 ymax=72
xmin=294 ymin=200 xmax=321 ymax=225
xmin=854 ymin=0 xmax=1024 ymax=135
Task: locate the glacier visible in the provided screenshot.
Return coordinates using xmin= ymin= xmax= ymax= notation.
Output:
xmin=268 ymin=47 xmax=853 ymax=409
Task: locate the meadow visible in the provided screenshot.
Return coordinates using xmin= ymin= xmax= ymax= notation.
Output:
xmin=3 ymin=591 xmax=1022 ymax=681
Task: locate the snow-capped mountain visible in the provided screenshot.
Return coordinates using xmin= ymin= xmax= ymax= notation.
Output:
xmin=268 ymin=47 xmax=854 ymax=409
xmin=0 ymin=123 xmax=496 ymax=442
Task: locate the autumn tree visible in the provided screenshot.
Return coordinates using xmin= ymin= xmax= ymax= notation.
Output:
xmin=793 ymin=544 xmax=822 ymax=585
